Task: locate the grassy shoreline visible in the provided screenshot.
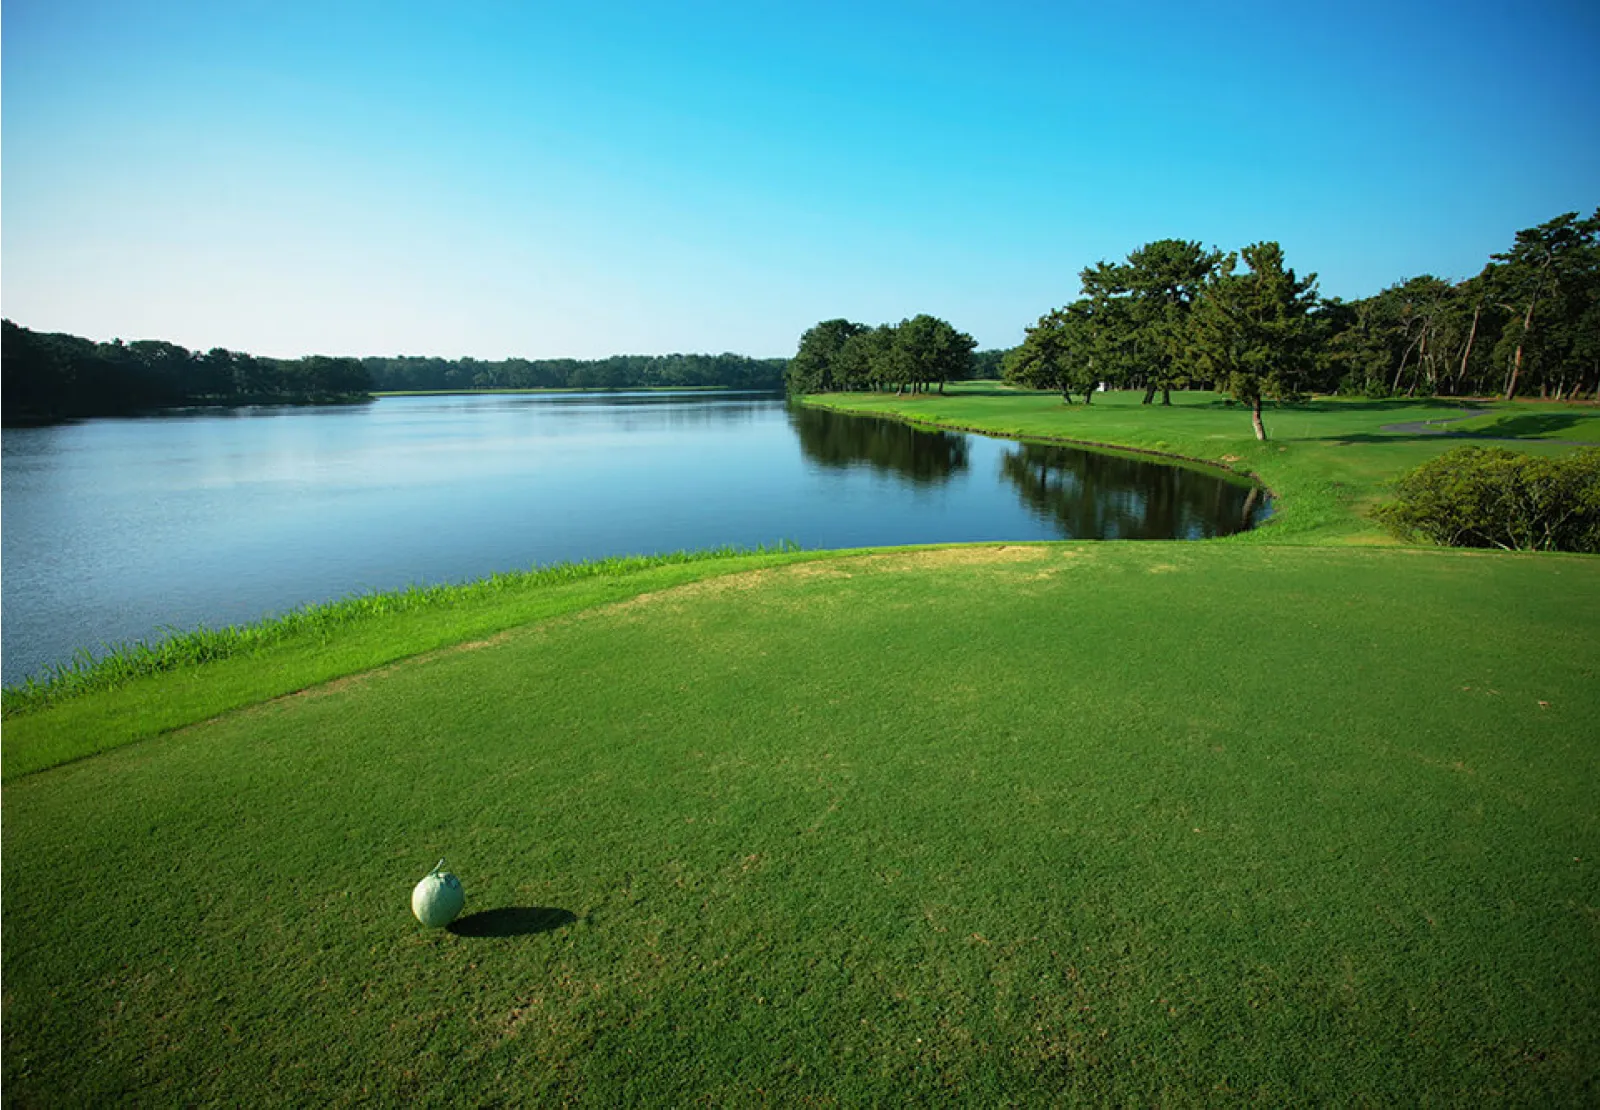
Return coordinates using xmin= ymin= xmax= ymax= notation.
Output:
xmin=0 ymin=544 xmax=828 ymax=780
xmin=2 ymin=545 xmax=804 ymax=717
xmin=803 ymin=385 xmax=1599 ymax=544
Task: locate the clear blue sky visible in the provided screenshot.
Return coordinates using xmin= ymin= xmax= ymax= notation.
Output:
xmin=4 ymin=0 xmax=1597 ymax=359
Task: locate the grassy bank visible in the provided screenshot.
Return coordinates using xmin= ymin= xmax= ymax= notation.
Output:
xmin=0 ymin=546 xmax=822 ymax=781
xmin=5 ymin=543 xmax=1597 ymax=1103
xmin=804 ymin=385 xmax=1599 ymax=543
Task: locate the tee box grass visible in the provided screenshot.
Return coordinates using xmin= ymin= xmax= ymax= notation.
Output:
xmin=3 ymin=389 xmax=1598 ymax=1104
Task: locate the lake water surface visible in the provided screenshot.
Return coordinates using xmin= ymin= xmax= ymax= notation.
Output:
xmin=2 ymin=392 xmax=1268 ymax=684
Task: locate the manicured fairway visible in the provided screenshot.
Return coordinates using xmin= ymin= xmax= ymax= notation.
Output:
xmin=1442 ymin=408 xmax=1600 ymax=443
xmin=5 ymin=544 xmax=1597 ymax=1104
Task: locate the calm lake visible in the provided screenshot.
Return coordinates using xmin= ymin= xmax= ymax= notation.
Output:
xmin=1 ymin=391 xmax=1269 ymax=684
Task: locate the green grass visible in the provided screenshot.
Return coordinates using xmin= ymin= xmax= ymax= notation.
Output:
xmin=5 ymin=390 xmax=1599 ymax=1104
xmin=0 ymin=545 xmax=823 ymax=780
xmin=1443 ymin=407 xmax=1600 ymax=442
xmin=805 ymin=385 xmax=1594 ymax=543
xmin=5 ymin=544 xmax=1597 ymax=1103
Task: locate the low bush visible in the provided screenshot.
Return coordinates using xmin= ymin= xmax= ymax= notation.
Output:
xmin=1375 ymin=445 xmax=1600 ymax=552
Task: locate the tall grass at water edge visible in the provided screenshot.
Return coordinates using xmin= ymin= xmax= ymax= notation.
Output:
xmin=1 ymin=544 xmax=800 ymax=717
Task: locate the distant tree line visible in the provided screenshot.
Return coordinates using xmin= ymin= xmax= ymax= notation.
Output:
xmin=364 ymin=352 xmax=786 ymax=393
xmin=785 ymin=314 xmax=981 ymax=395
xmin=1 ymin=322 xmax=791 ymax=425
xmin=2 ymin=320 xmax=371 ymax=424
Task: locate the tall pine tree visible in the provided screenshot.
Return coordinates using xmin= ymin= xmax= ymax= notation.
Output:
xmin=1189 ymin=242 xmax=1319 ymax=441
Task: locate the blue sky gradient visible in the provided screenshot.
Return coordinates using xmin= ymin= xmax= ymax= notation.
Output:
xmin=4 ymin=0 xmax=1597 ymax=358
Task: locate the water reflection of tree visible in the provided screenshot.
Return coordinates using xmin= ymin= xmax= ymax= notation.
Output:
xmin=790 ymin=406 xmax=969 ymax=485
xmin=999 ymin=443 xmax=1266 ymax=540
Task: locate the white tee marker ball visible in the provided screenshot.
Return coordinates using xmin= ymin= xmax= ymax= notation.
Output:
xmin=412 ymin=859 xmax=466 ymax=928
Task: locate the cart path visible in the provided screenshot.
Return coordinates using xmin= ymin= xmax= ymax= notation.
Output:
xmin=1378 ymin=406 xmax=1598 ymax=444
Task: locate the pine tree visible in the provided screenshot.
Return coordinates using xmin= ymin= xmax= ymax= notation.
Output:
xmin=1189 ymin=242 xmax=1319 ymax=441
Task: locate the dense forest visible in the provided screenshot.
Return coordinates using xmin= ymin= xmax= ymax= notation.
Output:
xmin=1 ymin=320 xmax=371 ymax=424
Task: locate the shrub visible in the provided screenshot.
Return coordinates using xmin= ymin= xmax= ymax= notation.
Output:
xmin=1375 ymin=446 xmax=1600 ymax=553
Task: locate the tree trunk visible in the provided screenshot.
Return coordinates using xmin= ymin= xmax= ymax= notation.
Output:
xmin=1083 ymin=387 xmax=1092 ymax=406
xmin=1411 ymin=330 xmax=1429 ymax=397
xmin=1394 ymin=333 xmax=1420 ymax=394
xmin=1142 ymin=384 xmax=1156 ymax=404
xmin=1456 ymin=303 xmax=1480 ymax=394
xmin=1161 ymin=386 xmax=1171 ymax=405
xmin=1505 ymin=287 xmax=1542 ymax=400
xmin=1061 ymin=387 xmax=1072 ymax=404
xmin=1251 ymin=396 xmax=1266 ymax=441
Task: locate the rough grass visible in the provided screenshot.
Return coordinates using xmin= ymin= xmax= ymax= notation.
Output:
xmin=5 ymin=544 xmax=1597 ymax=1104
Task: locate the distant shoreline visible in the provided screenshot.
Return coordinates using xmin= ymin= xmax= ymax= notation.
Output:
xmin=372 ymin=384 xmax=765 ymax=397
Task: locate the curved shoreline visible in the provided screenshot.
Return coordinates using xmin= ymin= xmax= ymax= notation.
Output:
xmin=12 ymin=391 xmax=1589 ymax=778
xmin=0 ymin=545 xmax=816 ymax=715
xmin=801 ymin=396 xmax=1282 ymax=524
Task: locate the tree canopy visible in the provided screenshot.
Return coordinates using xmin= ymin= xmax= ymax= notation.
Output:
xmin=785 ymin=319 xmax=867 ymax=395
xmin=1 ymin=321 xmax=372 ymax=424
xmin=1189 ymin=242 xmax=1320 ymax=440
xmin=786 ymin=315 xmax=976 ymax=395
xmin=1002 ymin=301 xmax=1101 ymax=402
xmin=1079 ymin=238 xmax=1223 ymax=403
